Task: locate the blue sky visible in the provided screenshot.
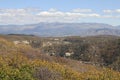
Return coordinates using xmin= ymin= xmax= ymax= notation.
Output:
xmin=0 ymin=0 xmax=120 ymax=25
xmin=0 ymin=0 xmax=119 ymax=11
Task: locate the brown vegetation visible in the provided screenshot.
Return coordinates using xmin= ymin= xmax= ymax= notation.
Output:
xmin=0 ymin=35 xmax=120 ymax=80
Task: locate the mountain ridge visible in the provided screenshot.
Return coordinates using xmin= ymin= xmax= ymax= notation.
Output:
xmin=0 ymin=23 xmax=120 ymax=37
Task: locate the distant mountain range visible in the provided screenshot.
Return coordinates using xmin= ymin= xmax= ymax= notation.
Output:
xmin=0 ymin=23 xmax=120 ymax=37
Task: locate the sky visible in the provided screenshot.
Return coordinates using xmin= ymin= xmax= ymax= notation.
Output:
xmin=0 ymin=0 xmax=120 ymax=25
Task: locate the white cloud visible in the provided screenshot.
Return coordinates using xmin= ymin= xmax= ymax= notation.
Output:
xmin=103 ymin=10 xmax=113 ymax=13
xmin=116 ymin=9 xmax=120 ymax=13
xmin=72 ymin=8 xmax=92 ymax=13
xmin=102 ymin=15 xmax=115 ymax=18
xmin=49 ymin=8 xmax=57 ymax=12
xmin=37 ymin=11 xmax=100 ymax=17
xmin=103 ymin=9 xmax=120 ymax=13
xmin=36 ymin=11 xmax=101 ymax=23
xmin=0 ymin=8 xmax=119 ymax=24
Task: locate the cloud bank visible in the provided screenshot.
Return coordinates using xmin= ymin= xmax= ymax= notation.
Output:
xmin=103 ymin=9 xmax=120 ymax=13
xmin=0 ymin=8 xmax=120 ymax=25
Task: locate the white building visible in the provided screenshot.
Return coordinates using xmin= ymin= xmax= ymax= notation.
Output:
xmin=65 ymin=52 xmax=74 ymax=57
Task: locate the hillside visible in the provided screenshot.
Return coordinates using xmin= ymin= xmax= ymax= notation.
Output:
xmin=0 ymin=35 xmax=120 ymax=80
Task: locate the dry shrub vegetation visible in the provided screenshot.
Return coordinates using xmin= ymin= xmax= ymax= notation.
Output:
xmin=0 ymin=37 xmax=120 ymax=80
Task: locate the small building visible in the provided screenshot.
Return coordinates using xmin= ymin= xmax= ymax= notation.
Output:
xmin=65 ymin=52 xmax=74 ymax=57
